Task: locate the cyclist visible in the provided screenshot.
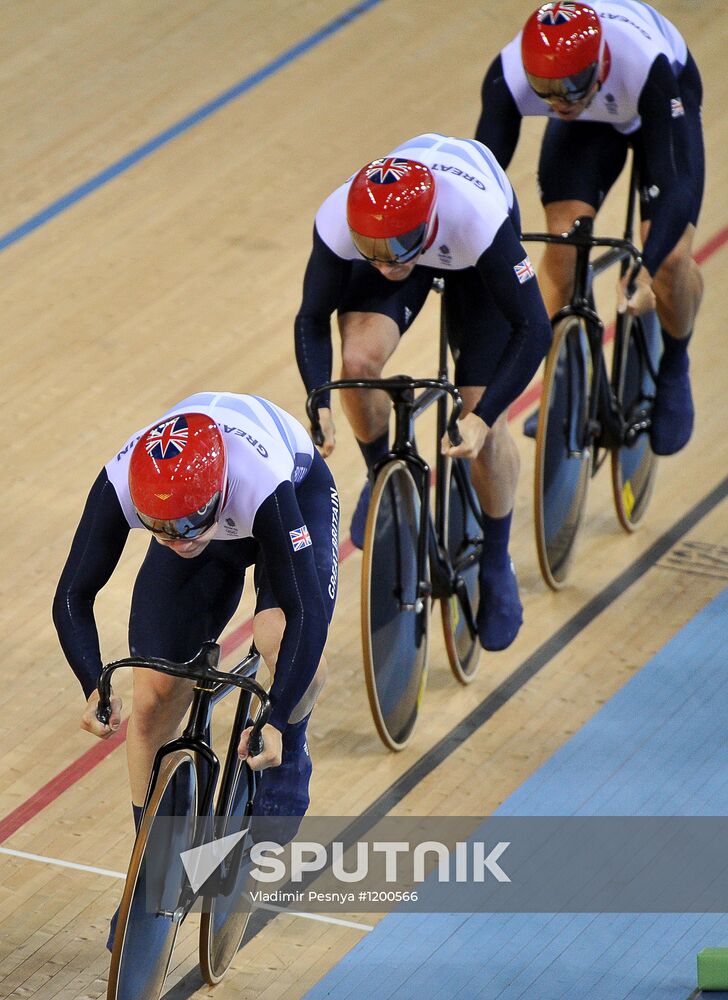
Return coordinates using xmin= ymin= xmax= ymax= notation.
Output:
xmin=53 ymin=392 xmax=339 ymax=941
xmin=294 ymin=132 xmax=552 ymax=652
xmin=475 ymin=1 xmax=704 ymax=456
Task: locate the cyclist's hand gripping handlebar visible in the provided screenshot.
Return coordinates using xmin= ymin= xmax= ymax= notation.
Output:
xmin=95 ymin=642 xmax=270 ymax=753
xmin=306 ymin=388 xmax=327 ymax=448
xmin=446 ymin=395 xmax=462 ymax=447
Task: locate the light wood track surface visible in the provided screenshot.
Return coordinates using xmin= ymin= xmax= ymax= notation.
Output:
xmin=0 ymin=1 xmax=726 ymax=997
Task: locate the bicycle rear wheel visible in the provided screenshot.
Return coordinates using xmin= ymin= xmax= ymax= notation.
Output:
xmin=199 ymin=756 xmax=256 ymax=985
xmin=107 ymin=751 xmax=198 ymax=1000
xmin=611 ymin=310 xmax=661 ymax=531
xmin=534 ymin=315 xmax=593 ymax=590
xmin=361 ymin=459 xmax=429 ymax=750
xmin=440 ymin=458 xmax=481 ymax=684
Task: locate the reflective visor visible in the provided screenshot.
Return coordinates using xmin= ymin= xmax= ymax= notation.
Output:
xmin=350 ymin=222 xmax=427 ymax=264
xmin=136 ymin=491 xmax=221 ymax=540
xmin=526 ymin=61 xmax=599 ymax=103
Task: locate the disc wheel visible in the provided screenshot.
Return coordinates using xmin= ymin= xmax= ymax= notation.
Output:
xmin=440 ymin=458 xmax=482 ymax=684
xmin=611 ymin=310 xmax=661 ymax=531
xmin=107 ymin=751 xmax=198 ymax=1000
xmin=534 ymin=315 xmax=593 ymax=589
xmin=361 ymin=460 xmax=429 ymax=751
xmin=199 ymin=757 xmax=256 ymax=985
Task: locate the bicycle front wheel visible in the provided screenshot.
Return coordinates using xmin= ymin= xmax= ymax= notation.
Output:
xmin=199 ymin=757 xmax=256 ymax=985
xmin=534 ymin=315 xmax=593 ymax=590
xmin=361 ymin=460 xmax=429 ymax=751
xmin=107 ymin=751 xmax=198 ymax=1000
xmin=611 ymin=310 xmax=661 ymax=531
xmin=440 ymin=458 xmax=481 ymax=684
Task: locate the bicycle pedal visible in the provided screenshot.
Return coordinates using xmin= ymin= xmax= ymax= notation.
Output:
xmin=158 ymin=907 xmax=185 ymax=922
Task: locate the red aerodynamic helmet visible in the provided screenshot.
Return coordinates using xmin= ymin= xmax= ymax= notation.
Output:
xmin=521 ymin=2 xmax=604 ymax=102
xmin=346 ymin=157 xmax=437 ymax=264
xmin=128 ymin=412 xmax=226 ymax=539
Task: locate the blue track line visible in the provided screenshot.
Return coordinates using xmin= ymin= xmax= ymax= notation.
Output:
xmin=0 ymin=0 xmax=383 ymax=254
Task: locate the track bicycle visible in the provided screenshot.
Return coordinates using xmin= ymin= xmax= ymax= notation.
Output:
xmin=521 ymin=159 xmax=662 ymax=590
xmin=96 ymin=641 xmax=270 ymax=1000
xmin=307 ymin=311 xmax=484 ymax=751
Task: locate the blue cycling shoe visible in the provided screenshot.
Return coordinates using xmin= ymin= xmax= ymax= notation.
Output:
xmin=349 ymin=480 xmax=371 ymax=550
xmin=251 ymin=738 xmax=312 ymax=846
xmin=107 ymin=907 xmax=119 ymax=953
xmin=477 ymin=558 xmax=523 ymax=652
xmin=650 ymin=360 xmax=694 ymax=456
xmin=523 ymin=408 xmax=539 ymax=439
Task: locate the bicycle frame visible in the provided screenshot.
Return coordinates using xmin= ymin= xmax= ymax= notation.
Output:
xmin=97 ymin=641 xmax=270 ymax=903
xmin=521 ymin=157 xmax=658 ymax=461
xmin=310 ymin=375 xmax=461 ymax=602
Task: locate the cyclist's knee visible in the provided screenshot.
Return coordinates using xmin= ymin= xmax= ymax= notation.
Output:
xmin=540 ymin=243 xmax=575 ymax=290
xmin=341 ymin=346 xmax=385 ymax=381
xmin=654 ymin=249 xmax=702 ymax=303
xmin=131 ymin=676 xmax=192 ymax=737
xmin=339 ymin=312 xmax=398 ymax=376
xmin=479 ymin=413 xmax=519 ymax=470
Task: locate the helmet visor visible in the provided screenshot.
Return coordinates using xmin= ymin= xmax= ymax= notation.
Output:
xmin=136 ymin=491 xmax=222 ymax=540
xmin=526 ymin=61 xmax=599 ymax=103
xmin=350 ymin=222 xmax=427 ymax=264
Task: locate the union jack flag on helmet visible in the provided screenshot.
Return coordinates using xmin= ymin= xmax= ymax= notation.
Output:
xmin=144 ymin=416 xmax=189 ymax=460
xmin=538 ymin=1 xmax=582 ymax=25
xmin=365 ymin=158 xmax=411 ymax=185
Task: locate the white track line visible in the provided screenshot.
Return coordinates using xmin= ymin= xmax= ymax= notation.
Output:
xmin=253 ymin=902 xmax=373 ymax=931
xmin=0 ymin=847 xmax=374 ymax=931
xmin=0 ymin=846 xmax=125 ymax=878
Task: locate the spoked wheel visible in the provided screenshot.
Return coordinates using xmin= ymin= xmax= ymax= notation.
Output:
xmin=440 ymin=458 xmax=482 ymax=684
xmin=361 ymin=459 xmax=430 ymax=751
xmin=534 ymin=315 xmax=593 ymax=590
xmin=199 ymin=757 xmax=257 ymax=985
xmin=107 ymin=751 xmax=198 ymax=1000
xmin=611 ymin=310 xmax=661 ymax=531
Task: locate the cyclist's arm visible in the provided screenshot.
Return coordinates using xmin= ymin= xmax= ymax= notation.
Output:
xmin=472 ymin=220 xmax=552 ymax=427
xmin=637 ymin=55 xmax=694 ymax=277
xmin=252 ymin=482 xmax=329 ymax=733
xmin=474 ymin=55 xmax=523 ymax=169
xmin=294 ymin=226 xmax=352 ymax=409
xmin=52 ymin=469 xmax=130 ymax=698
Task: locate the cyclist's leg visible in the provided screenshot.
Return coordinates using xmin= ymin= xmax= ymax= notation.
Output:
xmin=336 ymin=262 xmax=432 ymax=546
xmin=637 ymin=60 xmax=705 ymax=455
xmin=446 ymin=271 xmax=522 ymax=651
xmin=104 ymin=539 xmax=255 ymax=952
xmin=249 ymin=453 xmax=339 ymax=824
xmin=538 ymin=120 xmax=628 ymax=319
xmin=127 ymin=539 xmax=255 ymax=802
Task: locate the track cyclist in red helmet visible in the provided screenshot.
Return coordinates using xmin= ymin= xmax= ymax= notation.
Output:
xmin=476 ymin=1 xmax=704 ymax=456
xmin=294 ymin=133 xmax=552 ymax=652
xmin=53 ymin=392 xmax=339 ymax=948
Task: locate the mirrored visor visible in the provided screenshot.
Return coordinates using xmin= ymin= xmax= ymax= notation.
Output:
xmin=350 ymin=222 xmax=427 ymax=264
xmin=526 ymin=61 xmax=599 ymax=103
xmin=136 ymin=491 xmax=221 ymax=540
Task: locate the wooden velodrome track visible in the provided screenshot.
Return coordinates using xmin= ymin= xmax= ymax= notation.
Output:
xmin=1 ymin=1 xmax=726 ymax=997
